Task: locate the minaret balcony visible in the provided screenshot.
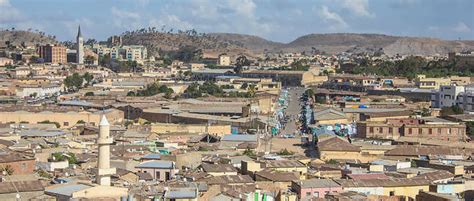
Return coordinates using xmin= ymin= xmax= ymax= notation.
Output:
xmin=97 ymin=167 xmax=116 ymax=176
xmin=98 ymin=137 xmax=113 ymax=144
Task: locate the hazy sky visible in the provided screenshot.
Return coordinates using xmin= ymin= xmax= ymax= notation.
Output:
xmin=1 ymin=0 xmax=473 ymax=42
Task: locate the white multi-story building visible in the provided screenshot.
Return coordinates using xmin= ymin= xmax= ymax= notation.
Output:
xmin=456 ymin=84 xmax=474 ymax=112
xmin=431 ymin=85 xmax=465 ymax=108
xmin=124 ymin=45 xmax=147 ymax=62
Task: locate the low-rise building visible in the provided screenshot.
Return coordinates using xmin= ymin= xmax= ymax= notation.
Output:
xmin=0 ymin=151 xmax=36 ymax=175
xmin=135 ymin=160 xmax=178 ymax=182
xmin=291 ymin=179 xmax=342 ymax=199
xmin=317 ymin=137 xmax=362 ymax=161
xmin=357 ymin=118 xmax=467 ymax=141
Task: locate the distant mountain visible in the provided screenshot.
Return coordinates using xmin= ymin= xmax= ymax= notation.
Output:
xmin=211 ymin=33 xmax=474 ymax=56
xmin=2 ymin=29 xmax=473 ymax=56
xmin=0 ymin=30 xmax=57 ymax=47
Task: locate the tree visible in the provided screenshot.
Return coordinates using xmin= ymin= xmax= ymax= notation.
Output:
xmin=84 ymin=55 xmax=96 ymax=64
xmin=234 ymin=55 xmax=250 ymax=74
xmin=240 ymin=83 xmax=249 ymax=90
xmin=127 ymin=91 xmax=136 ymax=96
xmin=247 ymin=84 xmax=256 ymax=97
xmin=440 ymin=105 xmax=464 ymax=116
xmin=64 ymin=73 xmax=84 ymax=91
xmin=305 ymin=89 xmax=315 ymax=99
xmin=277 ymin=148 xmax=294 ymax=155
xmin=243 ymin=149 xmax=256 ymax=157
xmin=84 ymin=92 xmax=94 ymax=96
xmin=83 ymin=72 xmax=93 ymax=85
xmin=38 ymin=120 xmax=61 ymax=128
xmin=51 ymin=152 xmax=78 ymax=164
xmin=0 ymin=165 xmax=14 ymax=175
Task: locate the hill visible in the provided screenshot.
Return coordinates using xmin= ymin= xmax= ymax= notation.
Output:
xmin=282 ymin=33 xmax=474 ymax=55
xmin=0 ymin=30 xmax=57 ymax=47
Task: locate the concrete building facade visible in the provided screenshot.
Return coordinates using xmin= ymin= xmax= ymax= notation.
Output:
xmin=38 ymin=44 xmax=67 ymax=64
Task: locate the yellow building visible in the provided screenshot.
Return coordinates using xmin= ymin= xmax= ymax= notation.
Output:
xmin=337 ymin=178 xmax=430 ymax=201
xmin=317 ymin=137 xmax=362 ymax=161
xmin=151 ymin=123 xmax=231 ymax=136
xmin=302 ymin=67 xmax=328 ymax=86
xmin=415 ymin=75 xmax=451 ymax=89
xmin=45 ymin=184 xmax=128 ymax=200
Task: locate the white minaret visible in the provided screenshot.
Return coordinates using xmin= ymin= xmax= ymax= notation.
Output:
xmin=96 ymin=115 xmax=115 ymax=186
xmin=76 ymin=25 xmax=84 ymax=64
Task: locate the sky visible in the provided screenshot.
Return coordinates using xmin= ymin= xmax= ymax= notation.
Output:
xmin=0 ymin=0 xmax=473 ymax=43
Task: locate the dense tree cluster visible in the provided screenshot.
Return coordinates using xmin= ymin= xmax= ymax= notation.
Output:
xmin=127 ymin=83 xmax=174 ymax=98
xmin=183 ymin=81 xmax=255 ymax=98
xmin=351 ymin=56 xmax=473 ymax=79
xmin=64 ymin=72 xmax=93 ymax=92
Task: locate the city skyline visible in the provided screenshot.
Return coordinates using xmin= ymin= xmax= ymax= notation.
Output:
xmin=1 ymin=0 xmax=473 ymax=42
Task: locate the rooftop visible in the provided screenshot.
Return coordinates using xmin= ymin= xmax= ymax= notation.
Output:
xmin=317 ymin=137 xmax=361 ymax=152
xmin=221 ymin=134 xmax=257 ymax=142
xmin=294 ymin=179 xmax=340 ymax=188
xmin=136 ymin=160 xmax=175 ymax=169
xmin=201 ymin=163 xmax=237 ymax=173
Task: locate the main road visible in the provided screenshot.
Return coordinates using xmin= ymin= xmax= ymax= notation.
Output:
xmin=280 ymin=87 xmax=305 ymax=136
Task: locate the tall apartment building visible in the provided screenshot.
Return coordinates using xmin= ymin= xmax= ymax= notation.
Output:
xmin=456 ymin=84 xmax=474 ymax=112
xmin=38 ymin=44 xmax=67 ymax=64
xmin=94 ymin=45 xmax=147 ymax=62
xmin=431 ymin=84 xmax=474 ymax=112
xmin=431 ymin=85 xmax=464 ymax=108
xmin=124 ymin=45 xmax=147 ymax=62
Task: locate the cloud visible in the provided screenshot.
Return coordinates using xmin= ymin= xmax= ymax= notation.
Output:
xmin=453 ymin=22 xmax=471 ymax=33
xmin=227 ymin=0 xmax=256 ymax=17
xmin=0 ymin=0 xmax=24 ymax=24
xmin=110 ymin=7 xmax=142 ymax=29
xmin=317 ymin=6 xmax=348 ymax=30
xmin=341 ymin=0 xmax=374 ymax=17
xmin=149 ymin=15 xmax=193 ymax=31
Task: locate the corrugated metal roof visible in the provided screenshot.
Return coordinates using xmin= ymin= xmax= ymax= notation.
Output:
xmin=136 ymin=160 xmax=174 ymax=169
xmin=221 ymin=134 xmax=257 ymax=142
xmin=45 ymin=184 xmax=91 ymax=196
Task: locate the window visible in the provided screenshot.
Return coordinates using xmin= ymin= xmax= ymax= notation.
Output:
xmin=429 ymin=128 xmax=433 ymax=134
xmin=313 ymin=192 xmax=319 ymax=197
xmin=438 ymin=128 xmax=442 ymax=134
xmin=389 ymin=191 xmax=395 ymax=196
xmin=418 ymin=128 xmax=423 ymax=134
xmin=63 ymin=122 xmax=69 ymax=126
xmin=389 ymin=127 xmax=393 ymax=134
xmin=448 ymin=128 xmax=451 ymax=135
xmin=369 ymin=127 xmax=374 ymax=133
xmin=306 ymin=192 xmax=311 ymax=196
xmin=379 ymin=127 xmax=383 ymax=134
xmin=408 ymin=128 xmax=412 ymax=135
